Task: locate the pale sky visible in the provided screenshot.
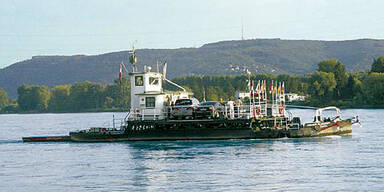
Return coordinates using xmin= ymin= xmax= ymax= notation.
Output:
xmin=1 ymin=0 xmax=384 ymax=68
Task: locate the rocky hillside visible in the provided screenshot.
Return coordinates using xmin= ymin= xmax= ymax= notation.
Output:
xmin=1 ymin=38 xmax=384 ymax=98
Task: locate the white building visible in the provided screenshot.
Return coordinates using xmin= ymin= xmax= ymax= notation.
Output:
xmin=235 ymin=91 xmax=251 ymax=100
xmin=286 ymin=93 xmax=306 ymax=102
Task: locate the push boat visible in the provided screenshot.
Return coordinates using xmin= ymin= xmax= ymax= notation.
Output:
xmin=22 ymin=49 xmax=360 ymax=142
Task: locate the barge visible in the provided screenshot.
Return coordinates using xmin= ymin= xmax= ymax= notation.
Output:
xmin=22 ymin=48 xmax=360 ymax=142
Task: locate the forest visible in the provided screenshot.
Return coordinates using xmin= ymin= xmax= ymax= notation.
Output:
xmin=0 ymin=57 xmax=383 ymax=113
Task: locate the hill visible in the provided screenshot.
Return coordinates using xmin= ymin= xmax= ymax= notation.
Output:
xmin=1 ymin=38 xmax=384 ymax=98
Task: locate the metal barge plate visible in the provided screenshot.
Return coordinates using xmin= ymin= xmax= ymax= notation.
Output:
xmin=22 ymin=136 xmax=71 ymax=142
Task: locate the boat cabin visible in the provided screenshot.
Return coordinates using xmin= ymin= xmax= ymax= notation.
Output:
xmin=130 ymin=65 xmax=191 ymax=120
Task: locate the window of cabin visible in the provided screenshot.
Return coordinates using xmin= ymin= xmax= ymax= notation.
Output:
xmin=135 ymin=76 xmax=144 ymax=86
xmin=146 ymin=97 xmax=156 ymax=108
xmin=149 ymin=77 xmax=159 ymax=85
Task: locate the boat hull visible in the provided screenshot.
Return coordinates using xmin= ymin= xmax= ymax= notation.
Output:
xmin=287 ymin=120 xmax=352 ymax=138
xmin=22 ymin=136 xmax=71 ymax=142
xmin=69 ymin=119 xmax=351 ymax=142
xmin=70 ymin=127 xmax=286 ymax=142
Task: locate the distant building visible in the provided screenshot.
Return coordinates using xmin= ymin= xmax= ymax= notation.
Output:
xmin=286 ymin=93 xmax=306 ymax=102
xmin=235 ymin=91 xmax=251 ymax=100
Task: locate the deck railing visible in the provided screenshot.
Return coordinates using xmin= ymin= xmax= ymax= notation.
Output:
xmin=125 ymin=103 xmax=288 ymax=121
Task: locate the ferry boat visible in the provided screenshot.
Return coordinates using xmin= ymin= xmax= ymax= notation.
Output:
xmin=23 ymin=48 xmax=360 ymax=142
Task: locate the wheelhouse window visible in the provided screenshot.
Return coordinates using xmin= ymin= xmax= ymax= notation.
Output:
xmin=149 ymin=77 xmax=159 ymax=85
xmin=135 ymin=76 xmax=143 ymax=86
xmin=146 ymin=97 xmax=156 ymax=108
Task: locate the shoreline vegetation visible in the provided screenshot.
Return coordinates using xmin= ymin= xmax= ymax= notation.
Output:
xmin=1 ymin=57 xmax=384 ymax=114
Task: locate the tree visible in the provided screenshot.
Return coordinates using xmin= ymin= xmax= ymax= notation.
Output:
xmin=87 ymin=83 xmax=105 ymax=109
xmin=207 ymin=87 xmax=219 ymax=101
xmin=104 ymin=97 xmax=114 ymax=108
xmin=104 ymin=84 xmax=120 ymax=108
xmin=371 ymin=56 xmax=384 ymax=73
xmin=49 ymin=85 xmax=71 ymax=112
xmin=0 ymin=88 xmax=9 ymax=110
xmin=344 ymin=75 xmax=355 ymax=99
xmin=352 ymin=77 xmax=363 ymax=100
xmin=318 ymin=59 xmax=347 ymax=98
xmin=69 ymin=81 xmax=105 ymax=111
xmin=309 ymin=72 xmax=337 ymax=102
xmin=17 ymin=85 xmax=51 ymax=112
xmin=17 ymin=85 xmax=33 ymax=111
xmin=361 ymin=73 xmax=384 ymax=105
xmin=34 ymin=86 xmax=51 ymax=111
xmin=104 ymin=78 xmax=130 ymax=108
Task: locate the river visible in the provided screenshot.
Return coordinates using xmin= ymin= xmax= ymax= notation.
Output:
xmin=0 ymin=109 xmax=383 ymax=191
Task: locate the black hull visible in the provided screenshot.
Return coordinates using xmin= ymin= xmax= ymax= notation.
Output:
xmin=70 ymin=119 xmax=286 ymax=142
xmin=70 ymin=128 xmax=284 ymax=142
xmin=66 ymin=118 xmax=352 ymax=142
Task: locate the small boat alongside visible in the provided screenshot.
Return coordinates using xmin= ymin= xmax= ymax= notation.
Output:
xmin=287 ymin=106 xmax=358 ymax=138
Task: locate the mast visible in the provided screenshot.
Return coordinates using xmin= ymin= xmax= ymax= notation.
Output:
xmin=129 ymin=46 xmax=138 ymax=72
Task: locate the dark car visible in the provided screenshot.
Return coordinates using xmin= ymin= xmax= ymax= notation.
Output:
xmin=171 ymin=98 xmax=200 ymax=119
xmin=195 ymin=101 xmax=223 ymax=119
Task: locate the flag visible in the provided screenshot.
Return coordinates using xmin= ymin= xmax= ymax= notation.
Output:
xmin=250 ymin=80 xmax=254 ymax=91
xmin=202 ymin=87 xmax=206 ymax=102
xmin=255 ymin=80 xmax=260 ymax=94
xmin=282 ymin=82 xmax=285 ymax=95
xmin=278 ymin=82 xmax=281 ymax=95
xmin=256 ymin=80 xmax=261 ymax=97
xmin=264 ymin=80 xmax=267 ymax=100
xmin=269 ymin=80 xmax=273 ymax=94
xmin=264 ymin=80 xmax=267 ymax=93
xmin=273 ymin=80 xmax=277 ymax=94
xmin=119 ymin=63 xmax=123 ymax=79
xmin=261 ymin=80 xmax=264 ymax=93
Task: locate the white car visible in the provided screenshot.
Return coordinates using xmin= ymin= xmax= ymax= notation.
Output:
xmin=171 ymin=98 xmax=200 ymax=119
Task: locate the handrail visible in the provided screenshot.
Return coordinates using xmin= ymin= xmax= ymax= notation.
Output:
xmin=126 ymin=104 xmax=287 ymax=121
xmin=124 ymin=111 xmax=131 ymax=122
xmin=164 ymin=78 xmax=186 ymax=92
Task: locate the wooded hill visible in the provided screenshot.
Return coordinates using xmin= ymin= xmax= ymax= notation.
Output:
xmin=2 ymin=38 xmax=384 ymax=98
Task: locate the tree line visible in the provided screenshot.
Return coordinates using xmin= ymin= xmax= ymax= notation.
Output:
xmin=172 ymin=57 xmax=384 ymax=107
xmin=0 ymin=79 xmax=130 ymax=113
xmin=0 ymin=56 xmax=383 ymax=113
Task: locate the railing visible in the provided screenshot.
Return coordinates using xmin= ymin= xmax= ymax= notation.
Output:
xmin=126 ymin=103 xmax=287 ymax=121
xmin=110 ymin=115 xmax=128 ymax=130
xmin=128 ymin=108 xmax=165 ymax=121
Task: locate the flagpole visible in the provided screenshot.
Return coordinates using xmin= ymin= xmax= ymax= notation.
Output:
xmin=252 ymin=80 xmax=255 ymax=118
xmin=282 ymin=82 xmax=284 ymax=116
xmin=264 ymin=80 xmax=267 ymax=117
xmin=275 ymin=80 xmax=278 ymax=117
xmin=277 ymin=81 xmax=280 ymax=116
xmin=258 ymin=80 xmax=261 ymax=116
xmin=249 ymin=83 xmax=251 ymax=119
xmin=272 ymin=80 xmax=274 ymax=117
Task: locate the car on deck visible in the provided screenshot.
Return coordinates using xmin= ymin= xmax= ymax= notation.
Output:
xmin=171 ymin=98 xmax=200 ymax=119
xmin=195 ymin=101 xmax=223 ymax=119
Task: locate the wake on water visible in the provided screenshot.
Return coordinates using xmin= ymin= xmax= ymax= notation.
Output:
xmin=0 ymin=139 xmax=22 ymax=144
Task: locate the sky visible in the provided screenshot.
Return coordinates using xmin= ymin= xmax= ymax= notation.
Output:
xmin=1 ymin=0 xmax=384 ymax=68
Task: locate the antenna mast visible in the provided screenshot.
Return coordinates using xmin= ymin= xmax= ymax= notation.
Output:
xmin=129 ymin=46 xmax=138 ymax=72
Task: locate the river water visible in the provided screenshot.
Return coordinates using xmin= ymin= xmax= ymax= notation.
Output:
xmin=0 ymin=109 xmax=383 ymax=191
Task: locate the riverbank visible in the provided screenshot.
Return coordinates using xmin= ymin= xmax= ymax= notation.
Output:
xmin=0 ymin=107 xmax=128 ymax=115
xmin=1 ymin=104 xmax=383 ymax=115
xmin=288 ymin=101 xmax=384 ymax=109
